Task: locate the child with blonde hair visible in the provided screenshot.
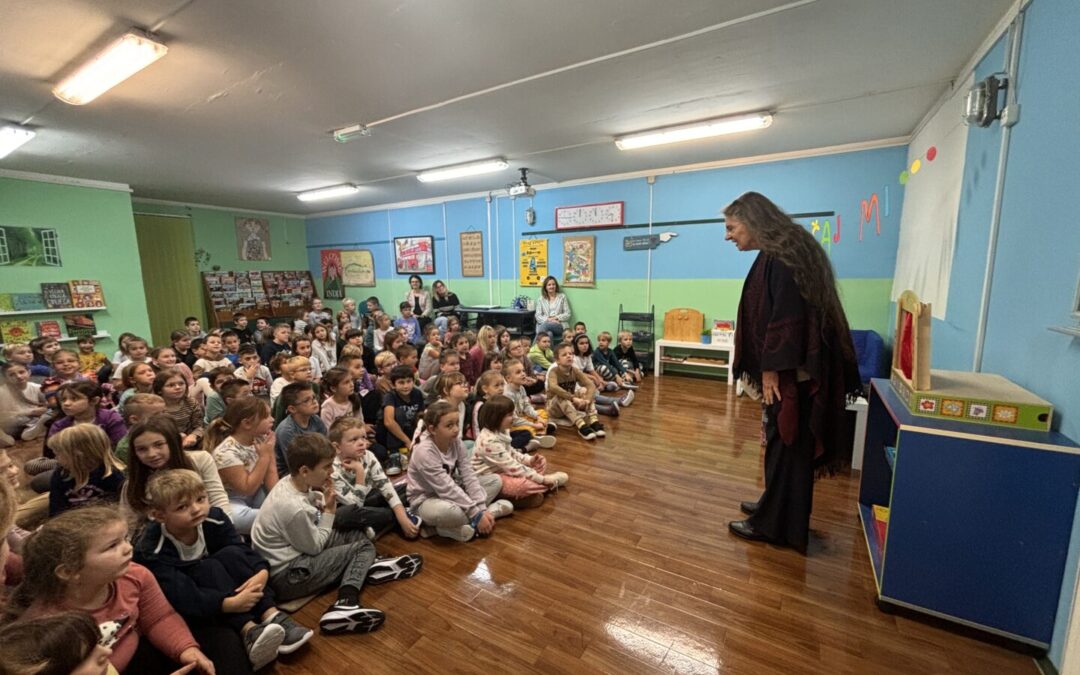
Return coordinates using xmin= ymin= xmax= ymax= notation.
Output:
xmin=472 ymin=395 xmax=567 ymax=509
xmin=0 ymin=361 xmax=47 ymax=446
xmin=46 ymin=423 xmax=125 ymax=516
xmin=464 ymin=325 xmax=496 ymax=386
xmin=614 ymin=330 xmax=645 ymax=383
xmin=270 ymin=355 xmax=318 ymax=424
xmin=503 ymin=360 xmax=557 ymax=449
xmin=134 ymin=469 xmax=313 ymax=668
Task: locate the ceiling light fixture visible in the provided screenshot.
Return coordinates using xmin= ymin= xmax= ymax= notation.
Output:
xmin=333 ymin=124 xmax=371 ymax=143
xmin=53 ymin=30 xmax=168 ymax=105
xmin=615 ymin=112 xmax=773 ymax=150
xmin=296 ymin=184 xmax=359 ymax=202
xmin=0 ymin=125 xmax=36 ymax=159
xmin=417 ymin=158 xmax=510 ymax=183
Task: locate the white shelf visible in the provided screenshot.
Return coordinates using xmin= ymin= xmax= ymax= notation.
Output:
xmin=654 ymin=338 xmax=734 ymax=383
xmin=659 ymin=359 xmax=729 ymax=369
xmin=0 ymin=331 xmax=110 ymax=349
xmin=0 ymin=306 xmax=108 ymax=317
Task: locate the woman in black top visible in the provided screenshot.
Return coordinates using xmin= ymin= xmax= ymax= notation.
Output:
xmin=431 ymin=279 xmax=461 ymax=333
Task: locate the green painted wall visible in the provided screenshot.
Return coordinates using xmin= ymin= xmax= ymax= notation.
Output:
xmin=131 ymin=201 xmax=308 ymax=273
xmin=321 ymin=277 xmax=892 ymax=339
xmin=0 ymin=176 xmax=150 ymax=353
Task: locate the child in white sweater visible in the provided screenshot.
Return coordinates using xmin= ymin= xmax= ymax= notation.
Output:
xmin=471 ymin=395 xmax=567 ymax=509
xmin=252 ymin=434 xmax=423 ymax=635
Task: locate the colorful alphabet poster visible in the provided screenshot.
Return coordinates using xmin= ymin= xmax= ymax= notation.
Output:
xmin=320 ymin=249 xmax=344 ymax=299
xmin=519 ymin=238 xmax=548 ymax=287
xmin=562 ymin=235 xmax=595 ymax=288
xmin=340 ymin=250 xmax=376 ymax=287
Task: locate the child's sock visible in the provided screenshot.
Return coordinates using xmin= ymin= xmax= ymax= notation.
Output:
xmin=337 ymin=584 xmax=360 ymax=606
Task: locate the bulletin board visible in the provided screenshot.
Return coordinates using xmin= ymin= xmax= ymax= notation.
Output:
xmin=202 ymin=270 xmax=317 ymax=327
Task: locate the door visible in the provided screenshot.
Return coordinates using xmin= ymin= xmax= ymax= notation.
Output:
xmin=133 ymin=214 xmax=203 ymax=346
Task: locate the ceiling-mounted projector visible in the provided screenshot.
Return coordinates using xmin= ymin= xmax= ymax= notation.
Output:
xmin=508 ymin=167 xmax=535 ymax=197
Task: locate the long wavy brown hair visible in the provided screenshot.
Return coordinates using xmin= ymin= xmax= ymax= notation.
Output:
xmin=724 ymin=192 xmax=853 ymax=349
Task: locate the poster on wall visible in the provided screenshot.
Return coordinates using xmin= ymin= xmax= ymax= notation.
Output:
xmin=394 ymin=236 xmax=435 ymax=274
xmin=236 ymin=217 xmax=271 ymax=261
xmin=562 ymin=236 xmax=595 ymax=288
xmin=519 ymin=238 xmax=548 ymax=287
xmin=320 ymin=249 xmax=344 ymax=299
xmin=554 ymin=201 xmax=624 ymax=231
xmin=460 ymin=231 xmax=484 ymax=277
xmin=0 ymin=226 xmax=61 ymax=266
xmin=341 ymin=249 xmax=376 ymax=287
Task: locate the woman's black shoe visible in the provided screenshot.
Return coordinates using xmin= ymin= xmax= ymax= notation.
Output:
xmin=728 ymin=519 xmax=774 ymax=543
xmin=739 ymin=501 xmax=759 ymax=516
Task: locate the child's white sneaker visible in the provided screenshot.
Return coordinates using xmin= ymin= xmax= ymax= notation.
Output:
xmin=487 ymin=499 xmax=514 ymax=519
xmin=536 ymin=435 xmax=557 ymax=449
xmin=547 ymin=471 xmax=569 ymax=488
xmin=619 ymin=390 xmax=635 ymax=406
xmin=437 ymin=524 xmax=476 ymax=542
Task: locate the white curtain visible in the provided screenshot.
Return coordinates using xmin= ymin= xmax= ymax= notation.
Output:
xmin=892 ymin=73 xmax=973 ymax=319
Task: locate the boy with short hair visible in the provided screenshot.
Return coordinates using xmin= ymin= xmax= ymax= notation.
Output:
xmin=419 ymin=350 xmax=461 ymax=404
xmin=373 ymin=351 xmax=398 ymax=395
xmin=75 ymin=336 xmax=109 ymax=379
xmin=234 ymin=344 xmax=272 ymax=401
xmin=114 ymin=392 xmax=168 ymax=463
xmin=185 ymin=316 xmax=207 ymax=340
xmin=394 ymin=343 xmax=419 ymax=373
xmin=394 ymin=302 xmax=422 ymax=344
xmin=204 ymin=373 xmax=249 ymax=425
xmin=254 ymin=316 xmax=272 ymax=344
xmin=274 ymin=382 xmax=328 ymax=476
xmin=593 ymin=331 xmax=638 ymax=390
xmin=134 ymin=468 xmax=313 ymax=669
xmin=528 ymin=332 xmax=555 ymax=372
xmin=614 ymin=330 xmax=645 ymax=383
xmin=252 ymin=434 xmax=423 ymax=634
xmin=330 ymin=417 xmax=419 ymax=538
xmin=260 ymin=323 xmax=293 ymax=373
xmin=573 ymin=321 xmax=587 ymax=337
xmin=378 ymin=365 xmax=424 ymax=476
xmin=504 ymin=360 xmax=558 ymax=446
xmin=546 ymin=343 xmax=602 ymax=441
xmin=232 ymin=311 xmax=255 ymax=344
xmin=193 ymin=334 xmax=232 ymax=378
xmin=221 ymin=330 xmax=242 ymax=365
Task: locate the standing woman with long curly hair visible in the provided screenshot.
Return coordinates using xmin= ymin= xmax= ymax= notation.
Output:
xmin=723 ymin=192 xmax=860 ymax=554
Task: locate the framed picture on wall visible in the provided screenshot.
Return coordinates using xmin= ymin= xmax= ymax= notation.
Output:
xmin=236 ymin=217 xmax=271 ymax=261
xmin=394 ymin=236 xmax=435 ymax=275
xmin=562 ymin=235 xmax=595 ymax=288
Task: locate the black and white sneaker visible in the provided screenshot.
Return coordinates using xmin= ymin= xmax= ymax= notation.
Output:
xmin=577 ymin=424 xmax=597 ymax=440
xmin=592 ymin=421 xmax=607 ymax=438
xmin=319 ymin=601 xmax=386 ymax=634
xmin=366 ymin=553 xmax=424 ymax=585
xmin=385 ymin=453 xmax=403 ymax=476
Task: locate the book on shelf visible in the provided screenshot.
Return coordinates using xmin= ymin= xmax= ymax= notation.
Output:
xmin=63 ymin=313 xmax=97 ymax=338
xmin=68 ymin=280 xmax=105 ymax=308
xmin=11 ymin=293 xmax=46 ymax=312
xmin=40 ymin=282 xmax=74 ymax=309
xmin=0 ymin=320 xmax=33 ymax=344
xmin=36 ymin=320 xmax=62 ymax=339
xmin=0 ymin=294 xmax=12 ymax=312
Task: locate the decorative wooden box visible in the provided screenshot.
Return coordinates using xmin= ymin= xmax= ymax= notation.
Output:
xmin=889 ymin=369 xmax=1053 ymax=432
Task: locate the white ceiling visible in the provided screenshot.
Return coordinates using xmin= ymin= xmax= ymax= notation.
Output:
xmin=0 ymin=0 xmax=1011 ymax=214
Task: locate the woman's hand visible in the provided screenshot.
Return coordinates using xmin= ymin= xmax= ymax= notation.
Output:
xmin=762 ymin=370 xmax=781 ymax=405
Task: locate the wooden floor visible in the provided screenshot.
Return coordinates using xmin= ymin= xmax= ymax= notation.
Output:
xmin=270 ymin=375 xmax=1036 ymax=674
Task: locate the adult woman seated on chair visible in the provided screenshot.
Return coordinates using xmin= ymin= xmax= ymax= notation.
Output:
xmin=534 ymin=276 xmax=571 ymax=342
xmin=404 ymin=275 xmax=434 ymax=331
xmin=431 ymin=280 xmax=461 ymax=333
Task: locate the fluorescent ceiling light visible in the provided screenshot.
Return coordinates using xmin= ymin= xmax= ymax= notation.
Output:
xmin=0 ymin=125 xmax=36 ymax=159
xmin=333 ymin=124 xmax=371 ymax=143
xmin=615 ymin=113 xmax=773 ymax=150
xmin=297 ymin=184 xmax=359 ymax=202
xmin=417 ymin=158 xmax=509 ymax=183
xmin=53 ymin=30 xmax=168 ymax=105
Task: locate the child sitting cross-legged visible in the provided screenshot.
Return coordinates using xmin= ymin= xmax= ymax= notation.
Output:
xmin=471 ymin=395 xmax=568 ymax=509
xmin=528 ymin=331 xmax=556 ymax=373
xmin=503 ymin=360 xmax=557 ymax=448
xmin=546 ymin=343 xmax=604 ymax=441
xmin=208 ymin=397 xmax=279 ymax=535
xmin=593 ymin=331 xmax=639 ymax=390
xmin=252 ymin=434 xmax=424 ymax=635
xmin=134 ymin=468 xmax=314 ymax=669
xmin=406 ymin=401 xmax=513 ymax=542
xmin=330 ymin=417 xmax=420 ymax=539
xmin=378 ymin=365 xmax=424 ymax=476
xmin=614 ymin=330 xmax=645 ymax=383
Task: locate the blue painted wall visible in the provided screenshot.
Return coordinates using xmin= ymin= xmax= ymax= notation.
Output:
xmin=967 ymin=0 xmax=1080 ymax=666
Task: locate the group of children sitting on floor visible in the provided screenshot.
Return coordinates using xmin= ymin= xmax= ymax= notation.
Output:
xmin=0 ymin=298 xmax=647 ymax=674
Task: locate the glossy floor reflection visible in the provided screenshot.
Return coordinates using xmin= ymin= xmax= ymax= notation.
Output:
xmin=278 ymin=375 xmax=1036 ymax=674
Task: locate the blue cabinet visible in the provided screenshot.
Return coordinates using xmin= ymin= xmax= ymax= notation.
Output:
xmin=859 ymin=379 xmax=1080 ymax=649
